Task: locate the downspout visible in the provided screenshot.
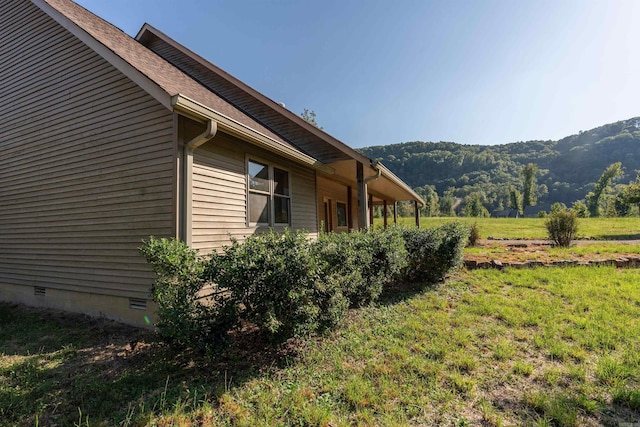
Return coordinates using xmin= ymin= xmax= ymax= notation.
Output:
xmin=181 ymin=119 xmax=217 ymax=245
xmin=363 ymin=161 xmax=382 ymax=184
xmin=187 ymin=119 xmax=217 ymax=151
xmin=362 ymin=161 xmax=381 ymax=228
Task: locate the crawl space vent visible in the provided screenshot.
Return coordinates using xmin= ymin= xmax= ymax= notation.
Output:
xmin=129 ymin=298 xmax=147 ymax=311
xmin=34 ymin=287 xmax=46 ymax=296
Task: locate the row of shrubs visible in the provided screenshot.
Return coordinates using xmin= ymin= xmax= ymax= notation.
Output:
xmin=139 ymin=223 xmax=470 ymax=355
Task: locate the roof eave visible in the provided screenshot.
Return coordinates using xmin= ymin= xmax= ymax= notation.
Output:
xmin=136 ymin=24 xmax=373 ymax=165
xmin=172 ymin=94 xmax=334 ymax=175
xmin=377 ymin=163 xmax=425 ymax=206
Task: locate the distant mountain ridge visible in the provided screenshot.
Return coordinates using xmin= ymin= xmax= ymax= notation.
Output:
xmin=359 ymin=117 xmax=640 ymax=212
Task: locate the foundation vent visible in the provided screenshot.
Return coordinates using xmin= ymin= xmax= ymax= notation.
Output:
xmin=34 ymin=287 xmax=46 ymax=296
xmin=129 ymin=298 xmax=147 ymax=311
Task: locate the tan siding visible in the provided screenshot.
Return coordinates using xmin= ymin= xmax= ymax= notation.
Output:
xmin=0 ymin=0 xmax=175 ymax=311
xmin=191 ymin=133 xmax=318 ymax=254
xmin=291 ymin=167 xmax=318 ymax=232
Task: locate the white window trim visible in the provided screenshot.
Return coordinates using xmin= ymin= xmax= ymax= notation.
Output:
xmin=246 ymin=156 xmax=292 ymax=227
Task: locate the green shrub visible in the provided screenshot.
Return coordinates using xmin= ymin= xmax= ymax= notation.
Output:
xmin=545 ymin=209 xmax=579 ymax=247
xmin=571 ymin=200 xmax=590 ymax=218
xmin=139 ymin=237 xmax=236 ymax=354
xmin=315 ymin=227 xmax=407 ymax=307
xmin=207 ymin=229 xmax=347 ymax=340
xmin=468 ymin=222 xmax=481 ymax=247
xmin=402 ymin=222 xmax=470 ymax=283
xmin=141 ymin=223 xmax=470 ymax=350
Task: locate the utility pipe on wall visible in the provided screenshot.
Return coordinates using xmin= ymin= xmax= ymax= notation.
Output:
xmin=182 ymin=119 xmax=217 ymax=245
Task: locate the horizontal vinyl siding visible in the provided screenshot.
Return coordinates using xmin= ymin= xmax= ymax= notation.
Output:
xmin=290 ymin=167 xmax=317 ymax=232
xmin=192 ymin=133 xmax=317 ymax=254
xmin=192 ymin=139 xmax=248 ymax=254
xmin=0 ymin=1 xmax=175 ymax=300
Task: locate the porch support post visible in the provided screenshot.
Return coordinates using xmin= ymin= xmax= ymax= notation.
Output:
xmin=414 ymin=200 xmax=421 ymax=228
xmin=383 ymin=200 xmax=388 ymax=228
xmin=393 ymin=202 xmax=398 ymax=224
xmin=356 ymin=161 xmax=369 ymax=230
xmin=347 ymin=186 xmax=354 ymax=230
xmin=369 ymin=194 xmax=374 ymax=227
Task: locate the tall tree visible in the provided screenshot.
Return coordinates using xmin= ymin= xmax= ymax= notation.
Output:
xmin=417 ymin=185 xmax=440 ymax=217
xmin=620 ymin=174 xmax=640 ymax=212
xmin=622 ymin=182 xmax=640 ymax=207
xmin=521 ymin=163 xmax=538 ymax=210
xmin=509 ymin=186 xmax=522 ymax=214
xmin=439 ymin=196 xmax=456 ymax=217
xmin=300 ymin=109 xmax=322 ymax=129
xmin=463 ymin=192 xmax=489 ymax=217
xmin=586 ymin=162 xmax=623 ymax=217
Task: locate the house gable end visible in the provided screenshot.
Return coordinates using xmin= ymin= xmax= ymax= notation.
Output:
xmin=34 ymin=0 xmax=303 ymax=156
xmin=1 ymin=0 xmax=176 ymax=326
xmin=32 ymin=0 xmax=173 ymax=110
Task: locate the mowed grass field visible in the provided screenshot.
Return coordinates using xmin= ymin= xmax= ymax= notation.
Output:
xmin=2 ymin=266 xmax=640 ymax=426
xmin=381 ymin=216 xmax=640 ymax=240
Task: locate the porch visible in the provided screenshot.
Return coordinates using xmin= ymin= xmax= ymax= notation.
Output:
xmin=318 ymin=159 xmax=423 ymax=232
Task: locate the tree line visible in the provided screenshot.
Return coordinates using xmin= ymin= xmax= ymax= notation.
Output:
xmin=362 ymin=117 xmax=640 ymax=217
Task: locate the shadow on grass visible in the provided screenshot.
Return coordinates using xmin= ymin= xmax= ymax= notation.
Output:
xmin=0 ymin=302 xmax=301 ymax=427
xmin=378 ymin=279 xmax=440 ymax=307
xmin=593 ymin=234 xmax=640 ymax=240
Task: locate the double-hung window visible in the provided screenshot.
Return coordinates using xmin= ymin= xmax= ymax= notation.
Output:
xmin=247 ymin=159 xmax=291 ymax=226
xmin=336 ymin=202 xmax=348 ymax=228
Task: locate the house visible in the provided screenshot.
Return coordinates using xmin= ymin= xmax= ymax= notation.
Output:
xmin=522 ymin=206 xmax=539 ymax=218
xmin=490 ymin=209 xmax=521 ymax=218
xmin=491 ymin=209 xmax=510 ymax=218
xmin=0 ymin=0 xmax=424 ymax=326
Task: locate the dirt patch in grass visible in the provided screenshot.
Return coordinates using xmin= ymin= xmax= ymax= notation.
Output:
xmin=465 ymin=239 xmax=640 ymax=265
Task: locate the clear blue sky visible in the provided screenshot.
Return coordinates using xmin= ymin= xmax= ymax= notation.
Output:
xmin=75 ymin=0 xmax=640 ymax=148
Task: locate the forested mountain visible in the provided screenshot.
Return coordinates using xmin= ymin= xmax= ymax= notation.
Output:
xmin=360 ymin=117 xmax=640 ymax=214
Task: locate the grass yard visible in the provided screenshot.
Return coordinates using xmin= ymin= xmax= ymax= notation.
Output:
xmin=465 ymin=240 xmax=640 ymax=264
xmin=2 ymin=267 xmax=640 ymax=426
xmin=382 ymin=216 xmax=640 ymax=240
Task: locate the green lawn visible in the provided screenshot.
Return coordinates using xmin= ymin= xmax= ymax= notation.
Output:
xmin=381 ymin=216 xmax=640 ymax=240
xmin=2 ymin=267 xmax=640 ymax=426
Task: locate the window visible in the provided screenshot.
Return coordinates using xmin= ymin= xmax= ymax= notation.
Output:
xmin=247 ymin=159 xmax=291 ymax=226
xmin=336 ymin=202 xmax=347 ymax=227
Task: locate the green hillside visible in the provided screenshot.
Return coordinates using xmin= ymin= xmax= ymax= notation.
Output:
xmin=360 ymin=117 xmax=640 ymax=214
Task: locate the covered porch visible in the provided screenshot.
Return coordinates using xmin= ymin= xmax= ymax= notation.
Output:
xmin=317 ymin=158 xmax=424 ymax=232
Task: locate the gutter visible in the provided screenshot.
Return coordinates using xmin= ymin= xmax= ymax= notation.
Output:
xmin=378 ymin=163 xmax=425 ymax=207
xmin=360 ymin=161 xmax=425 ymax=207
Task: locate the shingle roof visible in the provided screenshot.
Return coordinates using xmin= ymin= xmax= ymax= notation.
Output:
xmin=137 ymin=24 xmax=370 ymax=165
xmin=39 ymin=0 xmax=296 ymax=150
